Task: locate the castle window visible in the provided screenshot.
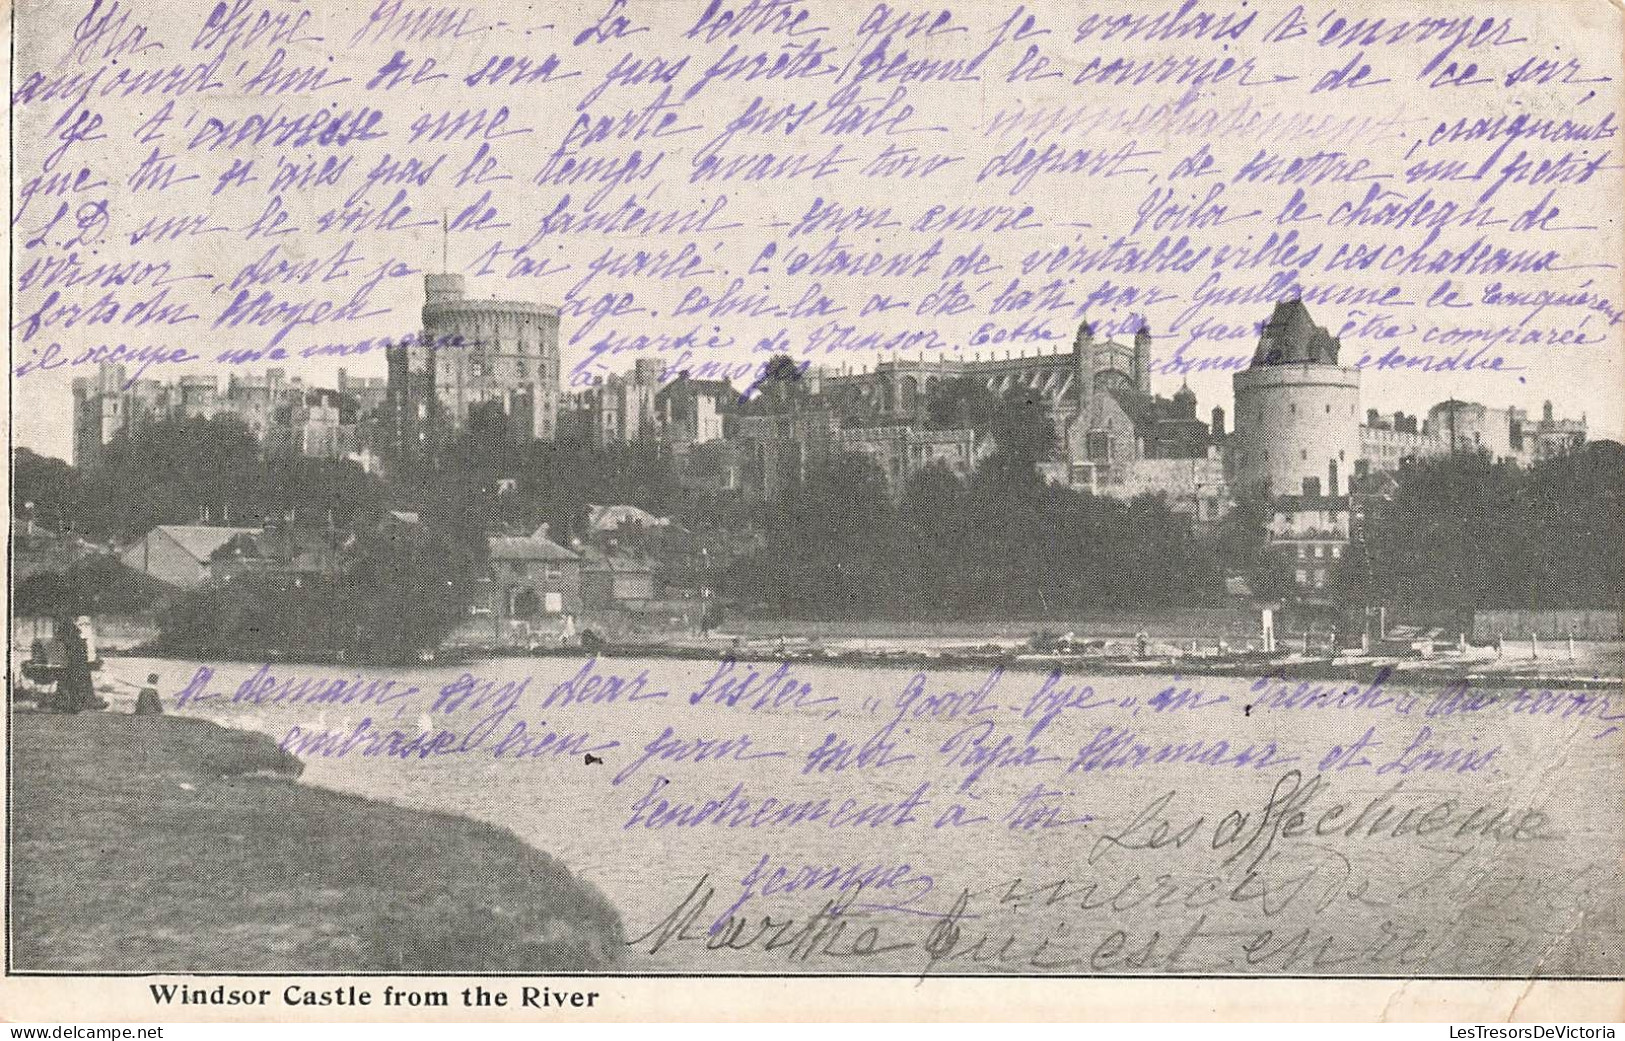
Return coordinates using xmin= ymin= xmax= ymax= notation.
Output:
xmin=1326 ymin=404 xmax=1332 ymax=413
xmin=1290 ymin=403 xmax=1296 ymax=414
xmin=1301 ymin=449 xmax=1308 ymax=461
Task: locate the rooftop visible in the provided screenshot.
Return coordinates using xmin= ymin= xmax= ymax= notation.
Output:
xmin=144 ymin=525 xmax=260 ymax=563
xmin=488 ymin=527 xmax=578 ymax=562
xmin=1251 ymin=300 xmax=1342 ymax=367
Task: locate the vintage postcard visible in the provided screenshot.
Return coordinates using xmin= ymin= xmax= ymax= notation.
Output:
xmin=3 ymin=0 xmax=1622 ymax=1023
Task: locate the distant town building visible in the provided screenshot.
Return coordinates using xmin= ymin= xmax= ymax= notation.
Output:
xmin=655 ymin=373 xmax=731 ymax=446
xmin=1094 ymin=454 xmax=1231 ymax=526
xmin=587 ymin=504 xmax=670 ymax=534
xmin=1224 ymin=301 xmax=1591 ymax=596
xmin=580 ymin=547 xmax=657 ymax=611
xmin=118 ymin=521 xmax=344 ymax=589
xmin=1358 ymin=409 xmax=1443 ymax=474
xmin=119 ymin=525 xmax=259 ymax=588
xmin=559 ymin=358 xmax=663 ymax=445
xmin=1426 ymin=398 xmax=1586 ymax=465
xmin=770 ymin=320 xmax=1228 ymax=506
xmin=1268 ymin=493 xmax=1351 ymax=593
xmin=724 ymin=407 xmax=841 ymax=502
xmin=1060 ymin=360 xmax=1230 ymax=521
xmin=71 ymin=365 xmax=385 ymax=469
xmin=1229 ymin=301 xmax=1362 ymax=594
xmin=1521 ymin=400 xmax=1588 ymax=461
xmin=1355 ymin=399 xmax=1586 ymax=477
xmin=799 ymin=321 xmax=1176 ymax=485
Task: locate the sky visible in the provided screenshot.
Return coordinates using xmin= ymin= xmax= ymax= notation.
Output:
xmin=10 ymin=0 xmax=1624 ymax=462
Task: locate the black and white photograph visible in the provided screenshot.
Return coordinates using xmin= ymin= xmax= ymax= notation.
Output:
xmin=4 ymin=0 xmax=1622 ymax=1023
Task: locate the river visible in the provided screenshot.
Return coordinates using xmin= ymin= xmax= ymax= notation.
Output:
xmin=98 ymin=653 xmax=1624 ymax=977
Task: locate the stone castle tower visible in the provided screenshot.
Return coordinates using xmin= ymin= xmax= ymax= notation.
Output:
xmin=387 ymin=274 xmax=561 ymax=455
xmin=1230 ymin=300 xmax=1361 ymax=499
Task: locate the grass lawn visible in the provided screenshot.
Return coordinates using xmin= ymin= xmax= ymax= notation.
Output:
xmin=10 ymin=712 xmax=624 ymax=972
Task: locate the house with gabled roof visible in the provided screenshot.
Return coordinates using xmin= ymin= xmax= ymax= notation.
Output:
xmin=487 ymin=524 xmax=582 ymax=641
xmin=119 ymin=525 xmax=260 ymax=589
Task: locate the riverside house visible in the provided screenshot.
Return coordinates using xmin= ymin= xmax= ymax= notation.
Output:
xmin=487 ymin=525 xmax=582 ymax=644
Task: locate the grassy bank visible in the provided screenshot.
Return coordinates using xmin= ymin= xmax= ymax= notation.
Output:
xmin=10 ymin=713 xmax=624 ymax=972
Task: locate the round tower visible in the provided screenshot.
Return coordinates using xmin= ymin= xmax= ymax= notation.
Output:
xmin=424 ymin=273 xmax=466 ymax=305
xmin=421 ymin=275 xmax=561 ymax=440
xmin=1231 ymin=301 xmax=1360 ymax=498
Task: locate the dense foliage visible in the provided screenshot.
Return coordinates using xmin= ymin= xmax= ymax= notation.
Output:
xmin=34 ymin=416 xmax=385 ymax=542
xmin=394 ymin=418 xmax=686 ymax=548
xmin=727 ymin=452 xmax=1225 ymax=618
xmin=24 ymin=387 xmax=1621 ymax=638
xmin=728 ymin=380 xmax=1227 ymax=618
xmin=1363 ymin=443 xmax=1624 ymax=610
xmin=155 ymin=522 xmax=483 ymax=664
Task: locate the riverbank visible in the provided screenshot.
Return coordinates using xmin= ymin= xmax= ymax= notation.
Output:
xmin=107 ymin=633 xmax=1624 ymax=691
xmin=619 ymin=639 xmax=1625 ymax=691
xmin=100 ymin=601 xmax=1622 ymax=693
xmin=10 ymin=711 xmax=625 ymax=972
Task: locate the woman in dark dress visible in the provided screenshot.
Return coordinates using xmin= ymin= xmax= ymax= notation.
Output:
xmin=55 ymin=617 xmax=97 ymax=714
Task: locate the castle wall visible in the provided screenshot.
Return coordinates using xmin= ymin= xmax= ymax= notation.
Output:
xmin=1232 ymin=363 xmax=1361 ymax=498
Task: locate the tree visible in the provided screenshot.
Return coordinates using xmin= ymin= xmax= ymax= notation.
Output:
xmin=729 ymin=452 xmax=913 ymax=617
xmin=1364 ymin=443 xmax=1624 ymax=610
xmin=13 ymin=448 xmax=77 ymax=532
xmin=156 ymin=518 xmax=485 ymax=664
xmin=1520 ymin=440 xmax=1625 ymax=608
xmin=69 ymin=415 xmax=385 ymax=542
xmin=1215 ymin=483 xmax=1295 ymax=601
xmin=74 ymin=415 xmax=263 ymax=540
xmin=1367 ymin=450 xmax=1525 ymax=610
xmin=924 ymin=376 xmax=999 ymax=433
xmin=330 ymin=521 xmax=485 ymax=664
xmin=738 ymin=354 xmax=805 ymax=413
xmin=729 ymin=440 xmax=1228 ymax=620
